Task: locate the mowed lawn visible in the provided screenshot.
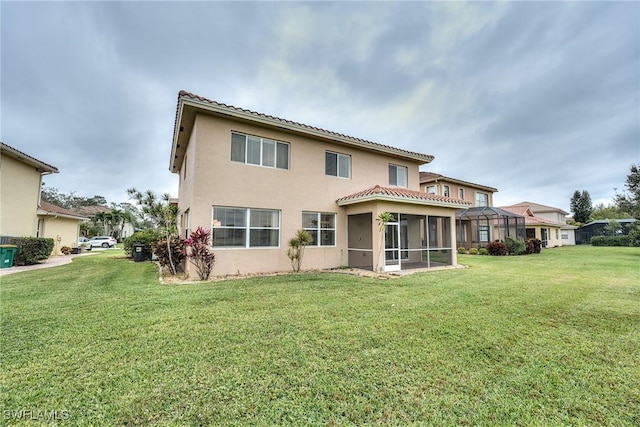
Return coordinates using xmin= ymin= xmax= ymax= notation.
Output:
xmin=1 ymin=246 xmax=639 ymax=425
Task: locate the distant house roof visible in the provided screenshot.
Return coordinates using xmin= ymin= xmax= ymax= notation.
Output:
xmin=77 ymin=205 xmax=112 ymax=216
xmin=38 ymin=201 xmax=87 ymax=220
xmin=171 ymin=90 xmax=435 ymax=172
xmin=336 ymin=185 xmax=471 ymax=208
xmin=419 ymin=172 xmax=498 ymax=193
xmin=582 ymin=219 xmax=637 ymax=227
xmin=512 ymin=201 xmax=569 ymax=216
xmin=500 ymin=205 xmax=565 ymax=227
xmin=1 ymin=142 xmax=59 ymax=173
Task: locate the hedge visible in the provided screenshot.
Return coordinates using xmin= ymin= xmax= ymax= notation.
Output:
xmin=8 ymin=237 xmax=54 ymax=266
xmin=590 ymin=236 xmax=631 ymax=246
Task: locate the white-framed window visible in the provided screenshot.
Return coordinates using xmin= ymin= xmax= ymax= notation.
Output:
xmin=478 ymin=225 xmax=489 ymax=242
xmin=426 ymin=185 xmax=437 ymax=194
xmin=562 ymin=232 xmax=568 ymax=240
xmin=458 ymin=188 xmax=465 ymax=200
xmin=302 ymin=212 xmax=336 ymax=246
xmin=230 ymin=132 xmax=289 ymax=170
xmin=182 ymin=208 xmax=190 ymax=239
xmin=388 ymin=164 xmax=408 ymax=187
xmin=475 ymin=192 xmax=489 ymax=207
xmin=443 ymin=185 xmax=450 ymax=197
xmin=325 ymin=151 xmax=351 ymax=178
xmin=212 ymin=206 xmax=280 ymax=248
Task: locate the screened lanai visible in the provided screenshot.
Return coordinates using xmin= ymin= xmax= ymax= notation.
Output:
xmin=456 ymin=206 xmax=526 ymax=249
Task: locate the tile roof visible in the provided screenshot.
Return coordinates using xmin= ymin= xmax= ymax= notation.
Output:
xmin=337 ymin=185 xmax=472 ymax=207
xmin=77 ymin=205 xmax=112 ymax=216
xmin=172 ymin=91 xmax=435 ymax=172
xmin=500 ymin=205 xmax=564 ymax=227
xmin=418 ymin=171 xmax=498 ymax=193
xmin=1 ymin=142 xmax=58 ymax=173
xmin=39 ymin=201 xmax=87 ymax=219
xmin=512 ymin=201 xmax=568 ymax=215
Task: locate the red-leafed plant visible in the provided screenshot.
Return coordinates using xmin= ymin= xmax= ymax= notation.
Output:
xmin=486 ymin=240 xmax=508 ymax=256
xmin=183 ymin=227 xmax=215 ymax=280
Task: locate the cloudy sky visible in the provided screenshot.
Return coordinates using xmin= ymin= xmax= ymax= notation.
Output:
xmin=2 ymin=1 xmax=638 ymax=213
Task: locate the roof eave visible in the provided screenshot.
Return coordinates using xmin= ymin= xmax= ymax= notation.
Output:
xmin=1 ymin=143 xmax=59 ymax=173
xmin=170 ymin=94 xmax=435 ymax=172
xmin=337 ymin=194 xmax=470 ymax=209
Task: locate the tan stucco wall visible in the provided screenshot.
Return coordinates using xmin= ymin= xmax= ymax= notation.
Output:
xmin=39 ymin=215 xmax=81 ymax=255
xmin=420 ymin=180 xmax=494 ymax=206
xmin=0 ymin=155 xmax=41 ymax=237
xmin=179 ymin=113 xmax=444 ymax=277
xmin=526 ymin=225 xmax=563 ymax=248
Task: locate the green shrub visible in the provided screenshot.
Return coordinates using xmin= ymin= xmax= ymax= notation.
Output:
xmin=486 ymin=241 xmax=508 ymax=256
xmin=478 ymin=247 xmax=489 ymax=256
xmin=468 ymin=247 xmax=478 ymax=255
xmin=8 ymin=237 xmax=54 ymax=266
xmin=590 ymin=235 xmax=631 ymax=246
xmin=124 ymin=229 xmax=163 ymax=260
xmin=505 ymin=236 xmax=526 ymax=255
xmin=457 ymin=247 xmax=467 ymax=254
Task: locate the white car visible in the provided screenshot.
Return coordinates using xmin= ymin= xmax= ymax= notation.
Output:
xmin=86 ymin=236 xmax=117 ymax=250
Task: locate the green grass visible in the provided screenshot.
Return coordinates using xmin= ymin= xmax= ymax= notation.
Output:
xmin=1 ymin=246 xmax=639 ymax=425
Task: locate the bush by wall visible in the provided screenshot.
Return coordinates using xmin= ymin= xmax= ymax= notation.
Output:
xmin=486 ymin=241 xmax=508 ymax=256
xmin=124 ymin=229 xmax=163 ymax=260
xmin=8 ymin=237 xmax=54 ymax=266
xmin=525 ymin=239 xmax=543 ymax=254
xmin=505 ymin=236 xmax=526 ymax=255
xmin=152 ymin=237 xmax=185 ymax=273
xmin=457 ymin=247 xmax=467 ymax=254
xmin=478 ymin=248 xmax=489 ymax=256
xmin=590 ymin=236 xmax=631 ymax=246
xmin=468 ymin=247 xmax=478 ymax=255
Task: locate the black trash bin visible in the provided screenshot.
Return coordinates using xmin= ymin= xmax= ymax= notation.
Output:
xmin=132 ymin=244 xmax=146 ymax=262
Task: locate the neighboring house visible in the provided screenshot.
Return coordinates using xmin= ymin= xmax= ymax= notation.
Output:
xmin=0 ymin=142 xmax=59 ymax=241
xmin=511 ymin=201 xmax=577 ymax=245
xmin=37 ymin=201 xmax=86 ymax=255
xmin=171 ymin=91 xmax=471 ymax=276
xmin=419 ymin=172 xmax=498 ymax=207
xmin=500 ymin=204 xmax=564 ymax=248
xmin=575 ymin=219 xmax=637 ymax=245
xmin=418 ymin=172 xmax=524 ymax=249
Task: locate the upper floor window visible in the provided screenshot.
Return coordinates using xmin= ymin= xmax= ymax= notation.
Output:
xmin=212 ymin=206 xmax=280 ymax=248
xmin=458 ymin=188 xmax=465 ymax=200
xmin=475 ymin=192 xmax=489 ymax=207
xmin=302 ymin=211 xmax=336 ymax=246
xmin=326 ymin=151 xmax=350 ymax=178
xmin=426 ymin=185 xmax=437 ymax=195
xmin=443 ymin=185 xmax=450 ymax=197
xmin=230 ymin=132 xmax=289 ymax=170
xmin=388 ymin=164 xmax=407 ymax=187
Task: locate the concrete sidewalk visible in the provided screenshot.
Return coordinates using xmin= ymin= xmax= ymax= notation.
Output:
xmin=0 ymin=252 xmax=95 ymax=277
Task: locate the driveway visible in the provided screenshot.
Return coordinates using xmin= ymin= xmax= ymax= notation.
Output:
xmin=0 ymin=252 xmax=96 ymax=277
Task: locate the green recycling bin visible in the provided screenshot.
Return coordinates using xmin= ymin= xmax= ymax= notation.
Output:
xmin=0 ymin=245 xmax=17 ymax=269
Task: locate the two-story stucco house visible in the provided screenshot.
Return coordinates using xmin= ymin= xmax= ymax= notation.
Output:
xmin=170 ymin=91 xmax=471 ymax=277
xmin=514 ymin=201 xmax=576 ymax=245
xmin=419 ymin=172 xmax=527 ymax=249
xmin=500 ymin=203 xmax=565 ymax=248
xmin=1 ymin=142 xmax=85 ymax=253
xmin=419 ymin=172 xmax=498 ymax=208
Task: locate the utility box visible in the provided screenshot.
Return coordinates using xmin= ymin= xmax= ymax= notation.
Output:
xmin=0 ymin=245 xmax=17 ymax=268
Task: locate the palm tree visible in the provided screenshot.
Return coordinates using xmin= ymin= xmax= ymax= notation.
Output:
xmin=94 ymin=212 xmax=108 ymax=235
